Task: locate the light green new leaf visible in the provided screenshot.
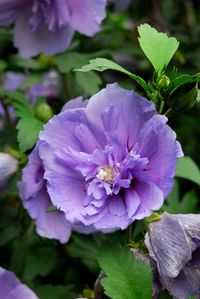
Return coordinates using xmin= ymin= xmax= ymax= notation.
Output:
xmin=176 ymin=156 xmax=200 ymax=185
xmin=75 ymin=58 xmax=148 ymax=91
xmin=98 ymin=243 xmax=152 ymax=299
xmin=138 ymin=24 xmax=179 ymax=74
xmin=17 ymin=116 xmax=43 ymax=152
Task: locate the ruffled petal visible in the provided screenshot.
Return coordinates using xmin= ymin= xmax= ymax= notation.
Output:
xmin=86 ymin=83 xmax=156 ymax=149
xmin=14 ymin=9 xmax=74 ymax=57
xmin=67 ymin=0 xmax=106 ymax=36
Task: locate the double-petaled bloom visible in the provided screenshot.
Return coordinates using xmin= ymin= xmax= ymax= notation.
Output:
xmin=0 ymin=267 xmax=38 ymax=299
xmin=0 ymin=0 xmax=106 ymax=57
xmin=145 ymin=213 xmax=200 ymax=299
xmin=19 ymin=83 xmax=183 ymax=239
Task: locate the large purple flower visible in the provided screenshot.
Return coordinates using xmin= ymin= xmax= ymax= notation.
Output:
xmin=0 ymin=0 xmax=106 ymax=57
xmin=145 ymin=213 xmax=200 ymax=299
xmin=0 ymin=267 xmax=38 ymax=299
xmin=33 ymin=83 xmax=182 ymax=232
xmin=18 ymin=97 xmax=95 ymax=242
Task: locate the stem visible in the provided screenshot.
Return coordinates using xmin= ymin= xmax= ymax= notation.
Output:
xmin=61 ymin=73 xmax=73 ymax=99
xmin=164 ymin=108 xmax=174 ymax=118
xmin=126 ymin=223 xmax=133 ymax=244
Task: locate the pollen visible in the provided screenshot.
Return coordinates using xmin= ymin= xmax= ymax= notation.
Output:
xmin=96 ymin=166 xmax=113 ymax=182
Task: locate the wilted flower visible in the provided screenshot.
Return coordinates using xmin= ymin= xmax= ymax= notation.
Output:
xmin=26 ymin=83 xmax=182 ymax=232
xmin=0 ymin=266 xmax=38 ymax=299
xmin=0 ymin=153 xmax=18 ymax=191
xmin=145 ymin=212 xmax=200 ymax=299
xmin=0 ymin=0 xmax=106 ymax=58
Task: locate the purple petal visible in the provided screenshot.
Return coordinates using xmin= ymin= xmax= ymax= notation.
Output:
xmin=0 ymin=267 xmax=38 ymax=299
xmin=67 ymin=0 xmax=106 ymax=36
xmin=62 ymin=97 xmax=88 ymax=112
xmin=136 ymin=115 xmax=178 ymax=197
xmin=14 ymin=9 xmax=74 ymax=57
xmin=134 ymin=181 xmax=164 ymax=220
xmin=145 ymin=213 xmax=196 ymax=280
xmin=86 ymin=83 xmax=156 ymax=149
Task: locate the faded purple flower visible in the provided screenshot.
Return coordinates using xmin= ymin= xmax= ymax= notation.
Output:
xmin=145 ymin=212 xmax=200 ymax=299
xmin=0 ymin=0 xmax=106 ymax=58
xmin=27 ymin=70 xmax=60 ymax=103
xmin=0 ymin=267 xmax=38 ymax=299
xmin=3 ymin=71 xmax=26 ymax=91
xmin=33 ymin=83 xmax=183 ymax=232
xmin=0 ymin=153 xmax=18 ymax=191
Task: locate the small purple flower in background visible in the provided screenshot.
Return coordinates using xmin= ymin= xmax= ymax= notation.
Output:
xmin=27 ymin=70 xmax=60 ymax=104
xmin=3 ymin=71 xmax=26 ymax=91
xmin=0 ymin=266 xmax=38 ymax=299
xmin=0 ymin=0 xmax=106 ymax=58
xmin=22 ymin=83 xmax=182 ymax=233
xmin=145 ymin=212 xmax=200 ymax=299
xmin=0 ymin=153 xmax=18 ymax=191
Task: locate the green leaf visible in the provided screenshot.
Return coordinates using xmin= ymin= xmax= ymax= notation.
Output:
xmin=34 ymin=284 xmax=75 ymax=299
xmin=2 ymin=90 xmax=43 ymax=151
xmin=23 ymin=247 xmax=58 ymax=280
xmin=17 ymin=116 xmax=43 ymax=152
xmin=176 ymin=156 xmax=200 ymax=185
xmin=0 ymin=227 xmax=20 ymax=247
xmin=98 ymin=243 xmax=152 ymax=299
xmin=75 ymin=58 xmax=148 ymax=91
xmin=138 ymin=24 xmax=179 ymax=74
xmin=67 ymin=235 xmax=100 ymax=274
xmin=75 ymin=71 xmax=102 ymax=95
xmin=163 ymin=181 xmax=198 ymax=214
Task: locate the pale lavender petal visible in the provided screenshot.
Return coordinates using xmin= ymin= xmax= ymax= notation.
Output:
xmin=62 ymin=97 xmax=88 ymax=112
xmin=14 ymin=10 xmax=74 ymax=57
xmin=0 ymin=267 xmax=38 ymax=299
xmin=134 ymin=182 xmax=164 ymax=220
xmin=86 ymin=83 xmax=156 ymax=148
xmin=67 ymin=0 xmax=106 ymax=36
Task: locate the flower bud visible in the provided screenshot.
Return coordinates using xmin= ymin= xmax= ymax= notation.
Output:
xmin=0 ymin=153 xmax=18 ymax=190
xmin=34 ymin=102 xmax=53 ymax=123
xmin=167 ymin=82 xmax=198 ymax=112
xmin=157 ymin=75 xmax=170 ymax=90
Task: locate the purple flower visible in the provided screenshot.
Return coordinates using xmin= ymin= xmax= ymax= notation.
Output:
xmin=0 ymin=153 xmax=18 ymax=191
xmin=145 ymin=212 xmax=200 ymax=299
xmin=27 ymin=70 xmax=60 ymax=103
xmin=3 ymin=71 xmax=26 ymax=91
xmin=31 ymin=83 xmax=182 ymax=232
xmin=0 ymin=0 xmax=106 ymax=58
xmin=18 ymin=144 xmax=72 ymax=243
xmin=0 ymin=267 xmax=38 ymax=299
xmin=18 ymin=99 xmax=95 ymax=242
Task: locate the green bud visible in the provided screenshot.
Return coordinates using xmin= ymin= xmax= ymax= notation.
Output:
xmin=157 ymin=75 xmax=170 ymax=89
xmin=167 ymin=82 xmax=198 ymax=113
xmin=34 ymin=102 xmax=53 ymax=123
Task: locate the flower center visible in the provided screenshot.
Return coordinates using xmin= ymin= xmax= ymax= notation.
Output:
xmin=96 ymin=166 xmax=113 ymax=183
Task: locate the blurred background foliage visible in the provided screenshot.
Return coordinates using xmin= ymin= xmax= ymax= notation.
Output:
xmin=0 ymin=1 xmax=200 ymax=298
